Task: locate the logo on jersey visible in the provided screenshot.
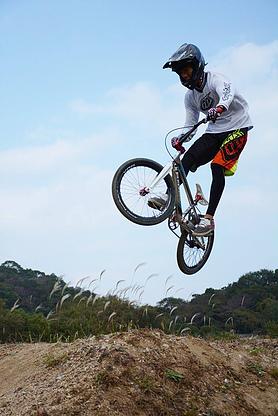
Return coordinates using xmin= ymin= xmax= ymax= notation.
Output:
xmin=222 ymin=82 xmax=232 ymax=101
xmin=200 ymin=92 xmax=214 ymax=110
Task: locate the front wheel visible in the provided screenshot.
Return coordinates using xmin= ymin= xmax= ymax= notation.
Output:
xmin=112 ymin=158 xmax=175 ymax=226
xmin=177 ymin=229 xmax=214 ymax=275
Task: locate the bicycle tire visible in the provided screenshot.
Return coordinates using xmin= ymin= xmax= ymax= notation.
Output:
xmin=177 ymin=230 xmax=214 ymax=274
xmin=112 ymin=158 xmax=175 ymax=226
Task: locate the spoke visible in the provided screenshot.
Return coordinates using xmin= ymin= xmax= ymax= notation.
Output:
xmin=121 ymin=187 xmax=138 ymax=196
xmin=143 ymin=166 xmax=146 ymax=187
xmin=135 ymin=166 xmax=141 ymax=187
xmin=183 ymin=236 xmax=208 ymax=268
xmin=124 ymin=172 xmax=141 ymax=188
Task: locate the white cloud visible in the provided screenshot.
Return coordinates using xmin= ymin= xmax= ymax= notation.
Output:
xmin=209 ymin=41 xmax=278 ymax=85
xmin=70 ymin=99 xmax=105 ymax=115
xmin=0 ymin=129 xmax=122 ymax=179
xmin=0 ymin=131 xmax=117 ymax=234
xmin=70 ymin=82 xmax=185 ymax=133
xmin=0 ymin=165 xmax=113 ymax=230
xmin=0 ymin=140 xmax=80 ymax=174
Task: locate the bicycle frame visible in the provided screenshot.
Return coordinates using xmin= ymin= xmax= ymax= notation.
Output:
xmin=172 ymin=155 xmax=200 ymax=221
xmin=146 ymin=153 xmax=199 ymax=227
xmin=146 ymin=117 xmax=207 ymax=202
xmin=145 ymin=117 xmax=208 ymax=237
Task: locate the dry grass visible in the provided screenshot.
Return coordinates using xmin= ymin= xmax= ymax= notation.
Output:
xmin=270 ymin=367 xmax=278 ymax=380
xmin=42 ymin=351 xmax=69 ymax=368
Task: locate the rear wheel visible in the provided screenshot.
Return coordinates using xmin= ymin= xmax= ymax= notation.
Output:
xmin=177 ymin=227 xmax=214 ymax=274
xmin=112 ymin=158 xmax=175 ymax=226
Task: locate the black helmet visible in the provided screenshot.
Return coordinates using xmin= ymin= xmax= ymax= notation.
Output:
xmin=163 ymin=43 xmax=205 ymax=90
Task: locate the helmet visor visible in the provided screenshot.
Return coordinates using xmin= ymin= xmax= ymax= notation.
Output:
xmin=164 ymin=59 xmax=194 ymax=74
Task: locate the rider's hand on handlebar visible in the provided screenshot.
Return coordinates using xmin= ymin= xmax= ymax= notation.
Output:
xmin=207 ymin=106 xmax=225 ymax=123
xmin=171 ymin=137 xmax=185 ymax=153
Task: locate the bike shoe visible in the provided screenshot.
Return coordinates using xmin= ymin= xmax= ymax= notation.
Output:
xmin=147 ymin=194 xmax=168 ymax=211
xmin=192 ymin=217 xmax=215 ymax=236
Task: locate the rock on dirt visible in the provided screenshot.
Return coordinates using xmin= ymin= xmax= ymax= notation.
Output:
xmin=0 ymin=329 xmax=277 ymax=416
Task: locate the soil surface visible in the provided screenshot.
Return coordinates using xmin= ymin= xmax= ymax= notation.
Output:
xmin=0 ymin=329 xmax=277 ymax=416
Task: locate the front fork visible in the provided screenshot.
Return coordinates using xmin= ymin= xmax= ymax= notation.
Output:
xmin=170 ymin=163 xmax=200 ymax=231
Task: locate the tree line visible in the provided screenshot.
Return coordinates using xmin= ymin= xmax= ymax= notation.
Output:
xmin=0 ymin=261 xmax=277 ymax=342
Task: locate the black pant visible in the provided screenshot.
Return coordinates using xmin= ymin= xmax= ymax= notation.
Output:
xmin=181 ymin=132 xmax=227 ymax=217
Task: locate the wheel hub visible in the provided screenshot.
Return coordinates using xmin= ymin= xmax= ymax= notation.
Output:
xmin=139 ymin=187 xmax=150 ymax=196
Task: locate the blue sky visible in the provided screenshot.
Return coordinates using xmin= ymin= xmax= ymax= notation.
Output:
xmin=0 ymin=1 xmax=277 ymax=304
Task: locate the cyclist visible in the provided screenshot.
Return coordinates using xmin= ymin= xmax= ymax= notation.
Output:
xmin=148 ymin=43 xmax=253 ymax=236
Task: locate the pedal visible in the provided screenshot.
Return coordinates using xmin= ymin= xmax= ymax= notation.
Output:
xmin=169 ymin=211 xmax=181 ymax=224
xmin=168 ymin=219 xmax=179 ymax=231
xmin=181 ymin=219 xmax=195 ymax=232
xmin=195 ymin=183 xmax=208 ymax=206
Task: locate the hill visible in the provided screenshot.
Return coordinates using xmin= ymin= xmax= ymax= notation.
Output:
xmin=0 ymin=329 xmax=277 ymax=416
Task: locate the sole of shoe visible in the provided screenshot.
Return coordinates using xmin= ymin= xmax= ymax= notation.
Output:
xmin=147 ymin=200 xmax=166 ymax=210
xmin=192 ymin=228 xmax=214 ymax=237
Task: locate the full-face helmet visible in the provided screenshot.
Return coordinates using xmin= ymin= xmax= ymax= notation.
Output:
xmin=163 ymin=43 xmax=205 ymax=89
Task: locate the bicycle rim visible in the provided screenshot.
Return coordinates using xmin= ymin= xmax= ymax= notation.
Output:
xmin=112 ymin=158 xmax=175 ymax=226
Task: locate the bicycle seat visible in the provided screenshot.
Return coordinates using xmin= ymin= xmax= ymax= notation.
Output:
xmin=195 ymin=183 xmax=208 ymax=206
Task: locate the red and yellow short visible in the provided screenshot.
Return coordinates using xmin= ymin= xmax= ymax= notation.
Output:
xmin=212 ymin=129 xmax=248 ymax=176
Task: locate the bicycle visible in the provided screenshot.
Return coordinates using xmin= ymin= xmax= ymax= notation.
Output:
xmin=111 ymin=118 xmax=214 ymax=274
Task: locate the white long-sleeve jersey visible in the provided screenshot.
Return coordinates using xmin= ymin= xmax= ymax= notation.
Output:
xmin=184 ymin=71 xmax=253 ymax=137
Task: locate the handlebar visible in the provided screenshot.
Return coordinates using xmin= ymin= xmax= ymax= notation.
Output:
xmin=164 ymin=117 xmax=208 ymax=158
xmin=179 ymin=117 xmax=207 ymax=145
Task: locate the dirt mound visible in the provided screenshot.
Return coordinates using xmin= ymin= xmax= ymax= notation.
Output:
xmin=0 ymin=329 xmax=277 ymax=416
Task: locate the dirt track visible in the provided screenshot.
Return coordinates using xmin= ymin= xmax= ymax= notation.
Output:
xmin=0 ymin=329 xmax=277 ymax=416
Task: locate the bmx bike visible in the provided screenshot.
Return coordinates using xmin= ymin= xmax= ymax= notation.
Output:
xmin=112 ymin=118 xmax=214 ymax=274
